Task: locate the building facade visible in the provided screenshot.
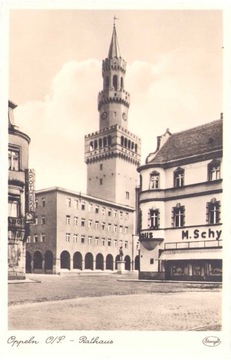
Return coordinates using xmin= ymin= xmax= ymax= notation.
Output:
xmin=84 ymin=22 xmax=141 ymax=208
xmin=8 ymin=100 xmax=34 ymax=280
xmin=26 ymin=187 xmax=139 ymax=273
xmin=138 ymin=117 xmax=222 ymax=281
xmin=26 ymin=22 xmax=141 ymax=274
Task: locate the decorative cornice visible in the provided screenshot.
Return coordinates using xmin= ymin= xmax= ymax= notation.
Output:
xmin=138 ymin=150 xmax=222 ymax=172
xmin=85 ymin=151 xmax=140 ymax=166
xmin=139 ymin=188 xmax=222 ymax=204
xmin=9 ymin=128 xmax=31 ymax=144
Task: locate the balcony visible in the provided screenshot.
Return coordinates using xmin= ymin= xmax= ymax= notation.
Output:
xmin=164 ymin=239 xmax=222 ymax=250
xmin=8 ymin=170 xmax=25 ymax=186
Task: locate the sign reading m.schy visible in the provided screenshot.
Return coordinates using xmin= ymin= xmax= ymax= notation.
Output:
xmin=25 ymin=169 xmax=36 ymax=222
xmin=182 ymin=228 xmax=222 ymax=241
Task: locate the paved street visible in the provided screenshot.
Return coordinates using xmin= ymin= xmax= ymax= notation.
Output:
xmin=8 ymin=273 xmax=222 ymax=331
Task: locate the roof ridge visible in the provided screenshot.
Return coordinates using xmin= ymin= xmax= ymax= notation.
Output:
xmin=171 ymin=118 xmax=222 ymax=137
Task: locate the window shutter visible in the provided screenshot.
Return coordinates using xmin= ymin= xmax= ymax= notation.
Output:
xmin=182 ymin=206 xmax=185 ymax=226
xmin=206 ymin=202 xmax=209 ymax=223
xmin=218 ymin=201 xmax=221 ymax=223
xmin=171 ymin=207 xmax=175 ymax=227
xmin=147 ymin=210 xmax=150 ymax=228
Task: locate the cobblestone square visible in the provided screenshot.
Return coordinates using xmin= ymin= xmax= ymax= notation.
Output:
xmin=8 ymin=273 xmax=221 ymax=331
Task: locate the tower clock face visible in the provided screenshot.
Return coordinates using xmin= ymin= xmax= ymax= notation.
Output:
xmin=101 ymin=111 xmax=107 ymax=120
xmin=122 ymin=112 xmax=127 ymax=120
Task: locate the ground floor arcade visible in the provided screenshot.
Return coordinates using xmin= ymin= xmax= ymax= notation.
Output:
xmin=26 ymin=250 xmax=140 ymax=274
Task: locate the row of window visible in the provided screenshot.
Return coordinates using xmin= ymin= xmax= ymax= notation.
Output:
xmin=65 ymin=234 xmax=129 ymax=248
xmin=149 ymin=160 xmax=221 ymax=190
xmin=104 ymin=74 xmax=124 ymax=91
xmin=36 ymin=197 xmax=130 ymax=219
xmin=33 ymin=215 xmax=130 ymax=233
xmin=65 ymin=216 xmax=129 ymax=233
xmin=89 ymin=136 xmax=138 ymax=153
xmin=89 ymin=135 xmax=112 ymax=151
xmin=27 ymin=234 xmax=137 ymax=249
xmin=147 ymin=199 xmax=221 ymax=229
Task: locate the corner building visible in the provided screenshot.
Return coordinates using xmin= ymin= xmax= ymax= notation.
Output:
xmin=8 ymin=101 xmax=34 ymax=279
xmin=138 ymin=117 xmax=222 ymax=281
xmin=27 ymin=23 xmax=140 ymax=274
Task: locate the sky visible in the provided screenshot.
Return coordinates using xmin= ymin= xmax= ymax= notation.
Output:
xmin=9 ymin=9 xmax=223 ymax=193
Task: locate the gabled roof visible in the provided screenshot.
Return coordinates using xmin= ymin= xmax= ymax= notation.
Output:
xmin=146 ymin=119 xmax=223 ymax=165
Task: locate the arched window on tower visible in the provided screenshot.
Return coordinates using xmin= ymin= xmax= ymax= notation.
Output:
xmin=90 ymin=141 xmax=94 ymax=151
xmin=113 ymin=75 xmax=118 ymax=90
xmin=108 ymin=135 xmax=112 ymax=146
xmin=120 ymin=77 xmax=124 ymax=89
xmin=135 ymin=144 xmax=138 ymax=153
xmin=121 ymin=136 xmax=124 ymax=146
xmin=128 ymin=140 xmax=131 ymax=149
xmin=99 ymin=138 xmax=103 ymax=148
xmin=103 ymin=137 xmax=107 ymax=147
xmin=106 ymin=76 xmax=109 ymax=89
xmin=94 ymin=139 xmax=98 ymax=149
xmin=124 ymin=138 xmax=127 ymax=148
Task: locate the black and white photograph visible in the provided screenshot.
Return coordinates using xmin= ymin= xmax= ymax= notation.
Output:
xmin=1 ymin=1 xmax=231 ymax=360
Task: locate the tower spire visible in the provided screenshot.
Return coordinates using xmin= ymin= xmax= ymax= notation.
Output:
xmin=108 ymin=17 xmax=120 ymax=58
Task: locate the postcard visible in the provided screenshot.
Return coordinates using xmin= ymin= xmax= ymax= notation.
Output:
xmin=1 ymin=1 xmax=231 ymax=359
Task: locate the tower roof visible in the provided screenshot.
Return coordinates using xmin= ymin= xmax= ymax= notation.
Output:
xmin=108 ymin=23 xmax=121 ymax=58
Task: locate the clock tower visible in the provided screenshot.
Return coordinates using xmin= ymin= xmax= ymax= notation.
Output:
xmin=84 ymin=21 xmax=141 ymax=208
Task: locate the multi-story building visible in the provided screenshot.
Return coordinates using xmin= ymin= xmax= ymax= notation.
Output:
xmin=138 ymin=116 xmax=222 ymax=281
xmin=26 ymin=22 xmax=140 ymax=274
xmin=26 ymin=187 xmax=139 ymax=273
xmin=8 ymin=100 xmax=35 ymax=280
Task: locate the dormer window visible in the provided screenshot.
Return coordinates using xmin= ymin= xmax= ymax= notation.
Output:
xmin=149 ymin=171 xmax=160 ymax=189
xmin=208 ymin=160 xmax=220 ymax=181
xmin=174 ymin=167 xmax=184 ymax=188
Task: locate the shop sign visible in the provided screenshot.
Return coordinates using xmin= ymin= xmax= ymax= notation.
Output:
xmin=8 ymin=217 xmax=24 ymax=228
xmin=25 ymin=211 xmax=35 ymax=224
xmin=140 ymin=232 xmax=154 ymax=240
xmin=182 ymin=228 xmax=222 ymax=241
xmin=26 ymin=169 xmax=35 ymax=213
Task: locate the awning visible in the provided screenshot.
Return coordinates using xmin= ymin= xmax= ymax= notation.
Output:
xmin=159 ymin=248 xmax=222 ymax=260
